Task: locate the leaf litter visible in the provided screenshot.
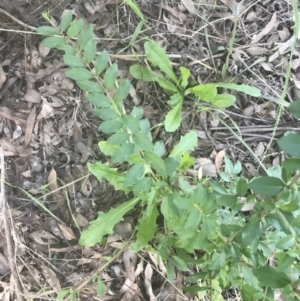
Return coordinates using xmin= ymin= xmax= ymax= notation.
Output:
xmin=0 ymin=0 xmax=300 ymax=300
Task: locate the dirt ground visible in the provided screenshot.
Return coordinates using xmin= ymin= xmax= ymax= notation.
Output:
xmin=0 ymin=0 xmax=299 ymax=300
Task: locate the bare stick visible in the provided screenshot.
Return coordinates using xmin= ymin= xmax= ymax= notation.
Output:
xmin=0 ymin=146 xmax=25 ymax=301
xmin=0 ymin=8 xmax=36 ymax=31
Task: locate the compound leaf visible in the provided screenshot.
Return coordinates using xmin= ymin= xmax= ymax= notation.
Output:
xmin=104 ymin=63 xmax=118 ymax=89
xmin=84 ymin=38 xmax=96 ymax=63
xmin=60 ymin=10 xmax=73 ymax=32
xmin=144 ymin=151 xmax=167 ymax=176
xmin=114 ymin=80 xmax=130 ymax=103
xmin=37 ymin=26 xmax=59 ymax=36
xmin=249 ymin=176 xmax=285 ymax=197
xmin=63 ymin=54 xmax=85 ymax=67
xmin=95 ymin=50 xmax=109 ymax=75
xmin=121 ymin=114 xmax=140 ymax=132
xmin=278 ymin=132 xmax=300 ymax=157
xmin=77 ymin=24 xmax=94 ymax=50
xmin=98 ymin=119 xmax=123 ymax=133
xmin=132 ymin=132 xmax=153 ymax=151
xmin=76 ymin=80 xmax=103 ymax=93
xmin=93 ymin=108 xmax=119 ymax=120
xmin=112 ymin=142 xmax=135 ymax=163
xmin=41 ymin=36 xmax=65 ymax=48
xmin=79 ymin=197 xmax=140 ymax=246
xmin=67 ymin=19 xmax=84 ymax=38
xmin=125 ymin=163 xmax=145 ymax=186
xmin=253 ymin=266 xmax=290 ymax=288
xmin=86 ymin=93 xmax=110 ymax=107
xmin=65 ymin=68 xmax=93 ymax=81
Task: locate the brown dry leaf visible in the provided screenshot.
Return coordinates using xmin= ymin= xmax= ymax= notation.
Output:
xmin=148 ymin=251 xmax=167 ymax=275
xmin=220 ymin=0 xmax=245 ymax=13
xmin=144 ymin=263 xmax=156 ymax=301
xmin=245 ymin=47 xmax=269 ymax=56
xmin=215 ymin=149 xmax=226 ymax=173
xmin=57 ymin=223 xmax=76 ymax=240
xmin=277 ymin=27 xmax=291 ymax=41
xmin=48 ymin=168 xmax=58 ymax=192
xmin=21 ymin=170 xmax=32 ymax=178
xmin=196 ymin=158 xmax=217 ymax=177
xmin=25 ymin=106 xmax=36 ymax=146
xmin=159 ymin=4 xmax=188 ymax=22
xmin=0 ymin=138 xmax=18 ymax=156
xmin=260 ymin=62 xmax=273 ymax=72
xmin=12 ymin=125 xmax=22 ymax=140
xmin=180 ymin=0 xmax=197 ymax=15
xmin=0 ymin=253 xmax=10 ymax=275
xmin=29 ymin=230 xmax=58 ymax=245
xmin=0 ymin=64 xmax=6 ymax=90
xmin=37 ymin=99 xmax=54 ymax=120
xmin=24 ymin=89 xmax=41 ymax=104
xmin=41 ymin=264 xmax=61 ymax=292
xmin=39 ymin=43 xmax=50 ymax=58
xmin=120 ymin=283 xmax=140 ymax=301
xmin=244 ymin=162 xmax=260 ymax=177
xmin=163 ymin=14 xmax=177 ymax=33
xmin=251 ymin=13 xmax=277 ymax=44
xmin=254 ymin=142 xmax=265 ymax=157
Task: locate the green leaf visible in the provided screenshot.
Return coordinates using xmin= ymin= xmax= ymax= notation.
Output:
xmin=133 ymin=177 xmax=152 ymax=195
xmin=215 ymin=83 xmax=261 ymax=97
xmin=114 ymin=80 xmax=130 ymax=103
xmin=282 ymin=158 xmax=300 ymax=171
xmin=154 ymin=141 xmax=165 ymax=157
xmin=288 ymin=100 xmax=300 ymax=119
xmin=236 ymin=177 xmax=248 ymax=197
xmin=171 ymin=255 xmax=189 ymax=271
xmin=112 ymin=143 xmax=135 ymax=163
xmin=88 ymin=162 xmax=127 ymax=192
xmin=129 ymin=20 xmax=145 ymax=46
xmin=209 ymin=251 xmax=226 ymax=270
xmin=67 ymin=19 xmax=84 ymax=38
xmin=57 ymin=289 xmax=71 ymax=300
xmin=129 ymin=65 xmax=158 ymax=81
xmin=107 ymin=132 xmax=129 ymax=145
xmin=185 ymin=210 xmax=201 ymax=230
xmin=131 ymin=107 xmax=144 ymax=120
xmin=164 ymin=102 xmax=182 ymax=132
xmin=37 ymin=26 xmax=59 ymax=36
xmin=124 ymin=0 xmax=145 ymax=21
xmin=165 ymin=157 xmax=179 ymax=175
xmin=58 ymin=44 xmax=76 ymax=54
xmin=96 ymin=278 xmax=106 ymax=296
xmin=84 ymin=39 xmax=97 ymax=63
xmin=168 ymin=93 xmax=183 ymax=107
xmin=144 ymin=40 xmax=177 ymax=83
xmin=132 ymin=132 xmax=153 ymax=151
xmin=103 ymin=64 xmax=118 ymax=89
xmin=125 ymin=163 xmax=145 ymax=186
xmin=278 ymin=132 xmax=300 ymax=157
xmin=275 ymin=235 xmax=295 ymax=250
xmin=216 ymin=194 xmax=238 ymax=207
xmin=76 ymin=80 xmax=103 ymax=93
xmin=63 ymin=54 xmax=85 ymax=67
xmin=99 ymin=119 xmax=123 ymax=133
xmin=186 ymin=84 xmax=217 ymax=100
xmin=242 ymin=217 xmax=259 ymax=247
xmin=241 ymin=285 xmax=258 ymax=301
xmin=77 ymin=24 xmax=94 ymax=50
xmin=95 ymin=50 xmax=109 ymax=75
xmin=253 ymin=266 xmax=290 ymax=288
xmin=79 ymin=198 xmax=140 ymax=246
xmin=156 ymin=77 xmax=178 ymax=93
xmin=41 ymin=36 xmax=65 ymax=48
xmin=121 ymin=114 xmax=140 ymax=132
xmin=210 ymin=93 xmax=236 ymax=107
xmin=93 ymin=108 xmax=119 ymax=120
xmin=169 ymin=131 xmax=198 ymax=157
xmin=65 ymin=68 xmax=93 ymax=81
xmin=98 ymin=141 xmax=118 ymax=156
xmin=203 ymin=217 xmax=218 ymax=237
xmin=86 ymin=93 xmax=110 ymax=107
xmin=60 ymin=10 xmax=73 ymax=32
xmin=132 ymin=190 xmax=158 ymax=251
xmin=249 ymin=176 xmax=285 ymax=197
xmin=144 ymin=152 xmax=167 ymax=176
xmin=180 ymin=66 xmax=190 ymax=88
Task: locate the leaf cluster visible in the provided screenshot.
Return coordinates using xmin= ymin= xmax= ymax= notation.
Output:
xmin=37 ymin=13 xmax=300 ymax=301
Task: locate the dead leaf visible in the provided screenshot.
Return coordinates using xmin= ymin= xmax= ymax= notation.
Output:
xmin=48 ymin=168 xmax=58 ymax=192
xmin=181 ymin=0 xmax=197 ymax=14
xmin=12 ymin=125 xmax=22 ymax=140
xmin=144 ymin=263 xmax=157 ymax=301
xmin=29 ymin=230 xmax=58 ymax=245
xmin=163 ymin=14 xmax=177 ymax=33
xmin=25 ymin=106 xmax=36 ymax=146
xmin=41 ymin=264 xmax=61 ymax=292
xmin=254 ymin=142 xmax=265 ymax=157
xmin=57 ymin=224 xmax=76 ymax=240
xmin=215 ymin=149 xmax=226 ymax=173
xmin=158 ymin=4 xmax=188 ymax=22
xmin=0 ymin=64 xmax=6 ymax=90
xmin=251 ymin=13 xmax=277 ymax=44
xmin=245 ymin=47 xmax=269 ymax=56
xmin=196 ymin=158 xmax=217 ymax=177
xmin=0 ymin=253 xmax=10 ymax=275
xmin=39 ymin=43 xmax=50 ymax=58
xmin=37 ymin=99 xmax=54 ymax=121
xmin=220 ymin=0 xmax=245 ymax=13
xmin=24 ymin=89 xmax=41 ymax=104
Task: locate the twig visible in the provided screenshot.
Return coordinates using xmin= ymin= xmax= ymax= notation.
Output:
xmin=0 ymin=147 xmax=25 ymax=301
xmin=0 ymin=8 xmax=36 ymax=31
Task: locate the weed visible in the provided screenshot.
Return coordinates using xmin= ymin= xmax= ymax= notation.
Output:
xmin=37 ymin=11 xmax=300 ymax=301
